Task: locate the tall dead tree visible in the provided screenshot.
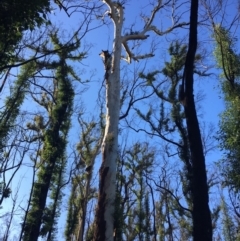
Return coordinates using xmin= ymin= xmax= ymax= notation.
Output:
xmin=93 ymin=1 xmax=188 ymax=240
xmin=181 ymin=0 xmax=212 ymax=240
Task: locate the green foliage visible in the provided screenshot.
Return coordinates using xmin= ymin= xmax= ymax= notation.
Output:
xmin=139 ymin=70 xmax=160 ymax=85
xmin=219 ymin=95 xmax=240 ymax=189
xmin=0 ymin=62 xmax=36 ymax=150
xmin=0 ymin=182 xmax=11 ymax=199
xmin=0 ymin=0 xmax=51 ymax=69
xmin=115 ymin=143 xmax=155 ymax=240
xmin=85 ymin=223 xmax=95 ymax=241
xmin=40 ymin=156 xmax=66 ymax=241
xmin=114 ymin=192 xmax=124 ymax=241
xmin=0 ymin=62 xmax=37 ymax=205
xmin=213 ymin=25 xmax=240 ymax=89
xmin=65 ymin=117 xmax=101 ymax=240
xmin=23 ymin=34 xmax=84 ymax=241
xmin=144 ymin=195 xmax=152 ymax=241
xmin=221 ymin=198 xmax=237 ymax=241
xmin=162 ymin=42 xmax=187 ymax=82
xmin=138 ymin=41 xmax=203 ymax=238
xmin=213 ymin=25 xmax=240 ymax=192
xmin=65 ymin=179 xmax=80 ymax=240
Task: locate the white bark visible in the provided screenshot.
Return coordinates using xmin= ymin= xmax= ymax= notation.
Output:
xmin=94 ymin=1 xmax=123 ymax=241
xmin=94 ymin=1 xmax=188 ymax=240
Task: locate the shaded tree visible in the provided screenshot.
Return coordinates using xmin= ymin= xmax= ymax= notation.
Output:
xmin=181 ymin=0 xmax=212 ymax=239
xmin=0 ymin=0 xmax=51 ymax=72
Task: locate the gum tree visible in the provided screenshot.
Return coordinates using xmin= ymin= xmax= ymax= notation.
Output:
xmin=93 ymin=1 xmax=188 ymax=240
xmin=22 ymin=34 xmax=84 ymax=241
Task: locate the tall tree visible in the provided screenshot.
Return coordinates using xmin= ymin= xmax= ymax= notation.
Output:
xmin=181 ymin=0 xmax=212 ymax=239
xmin=213 ymin=25 xmax=240 ymax=192
xmin=136 ymin=37 xmax=216 ymax=239
xmin=212 ymin=23 xmax=240 ymax=235
xmin=94 ymin=1 xmax=188 ymax=239
xmin=22 ymin=33 xmax=84 ymax=241
xmin=114 ymin=142 xmax=155 ymax=241
xmin=221 ymin=197 xmax=237 ymax=241
xmin=0 ymin=61 xmax=38 ymax=208
xmin=65 ymin=115 xmax=103 ymax=241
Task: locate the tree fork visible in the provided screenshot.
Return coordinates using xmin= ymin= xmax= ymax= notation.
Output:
xmin=93 ymin=1 xmax=123 ymax=240
xmin=94 ymin=0 xmax=186 ymax=239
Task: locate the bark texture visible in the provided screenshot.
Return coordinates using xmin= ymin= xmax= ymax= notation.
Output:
xmin=93 ymin=2 xmax=123 ymax=241
xmin=183 ymin=0 xmax=212 ymax=240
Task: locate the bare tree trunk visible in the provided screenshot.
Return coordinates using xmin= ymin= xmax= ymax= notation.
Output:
xmin=93 ymin=2 xmax=123 ymax=240
xmin=183 ymin=0 xmax=212 ymax=240
xmin=77 ymin=142 xmax=101 ymax=241
xmin=93 ymin=1 xmax=185 ymax=239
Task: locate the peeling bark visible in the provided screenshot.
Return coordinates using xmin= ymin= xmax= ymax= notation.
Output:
xmin=94 ymin=1 xmax=183 ymax=239
xmin=94 ymin=1 xmax=123 ymax=240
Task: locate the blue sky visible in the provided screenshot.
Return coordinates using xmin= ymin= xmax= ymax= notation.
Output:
xmin=1 ymin=0 xmax=240 ymax=239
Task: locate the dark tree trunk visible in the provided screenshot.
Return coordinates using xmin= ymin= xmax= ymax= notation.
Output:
xmin=25 ymin=165 xmax=55 ymax=241
xmin=183 ymin=0 xmax=212 ymax=240
xmin=23 ymin=126 xmax=64 ymax=241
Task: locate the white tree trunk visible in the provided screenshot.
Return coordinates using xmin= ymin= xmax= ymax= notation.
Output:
xmin=94 ymin=2 xmax=123 ymax=241
xmin=93 ymin=1 xmax=182 ymax=239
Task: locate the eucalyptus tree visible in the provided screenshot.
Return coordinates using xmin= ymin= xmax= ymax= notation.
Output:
xmin=0 ymin=61 xmax=38 ymax=206
xmin=210 ymin=20 xmax=240 ymax=237
xmin=136 ymin=41 xmax=197 ymax=239
xmin=221 ymin=197 xmax=238 ymax=241
xmin=0 ymin=0 xmax=62 ymax=200
xmin=200 ymin=0 xmax=240 ymax=229
xmin=213 ymin=25 xmax=240 ymax=192
xmin=136 ymin=34 xmax=214 ymax=239
xmin=94 ymin=1 xmax=188 ymax=239
xmin=114 ymin=142 xmax=155 ymax=241
xmin=22 ymin=33 xmax=85 ymax=241
xmin=133 ymin=1 xmax=215 ymax=240
xmin=65 ymin=115 xmax=103 ymax=241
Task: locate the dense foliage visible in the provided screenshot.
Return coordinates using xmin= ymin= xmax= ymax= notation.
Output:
xmin=213 ymin=26 xmax=240 ymax=192
xmin=0 ymin=0 xmax=51 ymax=70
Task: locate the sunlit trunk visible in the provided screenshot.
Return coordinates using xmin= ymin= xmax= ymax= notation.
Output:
xmin=93 ymin=2 xmax=123 ymax=241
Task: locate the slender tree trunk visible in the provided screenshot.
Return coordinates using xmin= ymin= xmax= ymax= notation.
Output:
xmin=183 ymin=0 xmax=212 ymax=240
xmin=46 ymin=157 xmax=65 ymax=241
xmin=77 ymin=144 xmax=101 ymax=241
xmin=24 ymin=163 xmax=56 ymax=241
xmin=93 ymin=2 xmax=123 ymax=240
xmin=77 ymin=178 xmax=90 ymax=241
xmin=19 ymin=157 xmax=38 ymax=241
